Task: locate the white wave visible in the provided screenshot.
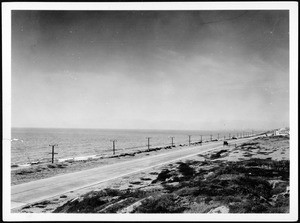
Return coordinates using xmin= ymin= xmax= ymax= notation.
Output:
xmin=58 ymin=155 xmax=99 ymax=162
xmin=18 ymin=163 xmax=31 ymax=167
xmin=11 ymin=138 xmax=23 ymax=142
xmin=74 ymin=155 xmax=98 ymax=161
xmin=58 ymin=157 xmax=74 ymax=162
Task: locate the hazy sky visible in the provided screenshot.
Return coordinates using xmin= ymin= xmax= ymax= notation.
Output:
xmin=11 ymin=10 xmax=289 ymax=130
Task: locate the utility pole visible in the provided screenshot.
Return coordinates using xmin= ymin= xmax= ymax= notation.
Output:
xmin=188 ymin=135 xmax=191 ymax=146
xmin=170 ymin=137 xmax=175 ymax=147
xmin=49 ymin=144 xmax=58 ymax=163
xmin=210 ymin=134 xmax=213 ymax=141
xmin=110 ymin=140 xmax=117 ymax=155
xmin=146 ymin=137 xmax=151 ymax=150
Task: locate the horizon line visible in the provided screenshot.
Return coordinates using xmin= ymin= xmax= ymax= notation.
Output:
xmin=10 ymin=126 xmax=274 ymax=132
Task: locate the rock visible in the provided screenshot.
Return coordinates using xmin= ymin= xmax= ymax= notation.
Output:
xmin=286 ymin=186 xmax=290 ymax=193
xmin=208 ymin=206 xmax=229 ymax=213
xmin=204 ymin=172 xmax=215 ymax=180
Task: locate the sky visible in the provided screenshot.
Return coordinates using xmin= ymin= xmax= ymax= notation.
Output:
xmin=11 ymin=10 xmax=289 ymax=131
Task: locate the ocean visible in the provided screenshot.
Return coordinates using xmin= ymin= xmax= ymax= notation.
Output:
xmin=11 ymin=128 xmax=244 ymax=165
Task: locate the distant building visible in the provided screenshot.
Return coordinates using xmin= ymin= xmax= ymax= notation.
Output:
xmin=275 ymin=127 xmax=290 ymax=136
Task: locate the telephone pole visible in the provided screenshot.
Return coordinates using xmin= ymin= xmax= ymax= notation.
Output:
xmin=110 ymin=140 xmax=117 ymax=155
xmin=210 ymin=134 xmax=213 ymax=141
xmin=49 ymin=144 xmax=58 ymax=163
xmin=188 ymin=135 xmax=191 ymax=146
xmin=170 ymin=137 xmax=175 ymax=147
xmin=146 ymin=137 xmax=151 ymax=150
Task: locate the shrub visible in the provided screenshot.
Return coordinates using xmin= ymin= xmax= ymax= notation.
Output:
xmin=229 ymin=199 xmax=269 ymax=213
xmin=99 ymin=197 xmax=137 ymax=213
xmin=267 ymin=206 xmax=289 ymax=213
xmin=175 ymin=187 xmax=199 ymax=196
xmin=47 ymin=164 xmax=57 ymax=168
xmin=152 ymin=169 xmax=172 ymax=183
xmin=15 ymin=169 xmax=34 ymax=175
xmin=54 ymin=196 xmax=107 ymax=213
xmin=130 ymin=181 xmax=142 ymax=185
xmin=57 ymin=164 xmax=67 ymax=168
xmin=178 ymin=163 xmax=195 ymax=177
xmin=134 ymin=194 xmax=185 ymax=213
xmin=210 ymin=150 xmax=228 ymax=159
xmin=271 ymin=182 xmax=289 ymax=195
xmin=185 ymin=202 xmax=219 ymax=213
xmin=241 ymin=142 xmax=259 ymax=147
xmin=140 ymin=177 xmax=152 ymax=181
xmin=233 ymin=176 xmax=272 ymax=198
xmin=121 ymin=189 xmax=148 ymax=199
xmin=213 ymin=195 xmax=242 ymax=203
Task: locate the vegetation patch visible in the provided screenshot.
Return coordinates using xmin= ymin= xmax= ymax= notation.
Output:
xmin=140 ymin=177 xmax=152 ymax=181
xmin=178 ymin=162 xmax=195 ymax=178
xmin=15 ymin=169 xmax=34 ymax=175
xmin=133 ymin=194 xmax=186 ymax=213
xmin=152 ymin=169 xmax=172 ymax=183
xmin=210 ymin=150 xmax=228 ymax=159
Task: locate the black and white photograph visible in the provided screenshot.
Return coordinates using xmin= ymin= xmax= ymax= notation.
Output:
xmin=2 ymin=2 xmax=298 ymax=221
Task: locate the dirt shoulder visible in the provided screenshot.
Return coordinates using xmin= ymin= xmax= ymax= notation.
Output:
xmin=14 ymin=135 xmax=290 ymax=213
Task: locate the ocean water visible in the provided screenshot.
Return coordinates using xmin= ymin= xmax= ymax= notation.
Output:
xmin=11 ymin=128 xmax=242 ymax=165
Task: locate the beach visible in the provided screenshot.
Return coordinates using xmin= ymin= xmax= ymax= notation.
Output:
xmin=12 ymin=134 xmax=290 ymax=213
